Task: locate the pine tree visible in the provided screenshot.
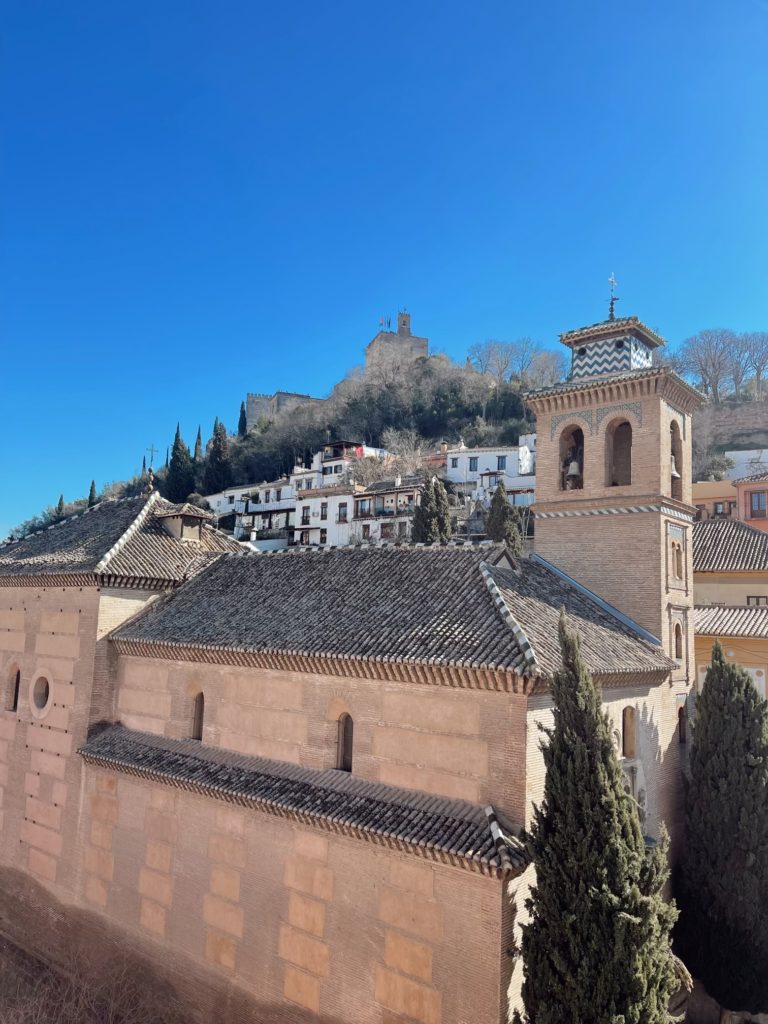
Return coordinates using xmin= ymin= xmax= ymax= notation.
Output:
xmin=485 ymin=481 xmax=523 ymax=555
xmin=517 ymin=613 xmax=677 ymax=1024
xmin=193 ymin=426 xmax=203 ymax=463
xmin=433 ymin=479 xmax=453 ymax=542
xmin=677 ymin=641 xmax=768 ymax=1013
xmin=165 ymin=425 xmax=196 ymax=504
xmin=88 ymin=480 xmax=97 ymax=507
xmin=203 ymin=421 xmax=233 ymax=494
xmin=238 ymin=401 xmax=248 ymax=438
xmin=411 ymin=479 xmax=440 ymax=543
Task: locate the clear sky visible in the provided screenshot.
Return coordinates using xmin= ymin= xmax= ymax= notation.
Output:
xmin=2 ymin=0 xmax=767 ymax=535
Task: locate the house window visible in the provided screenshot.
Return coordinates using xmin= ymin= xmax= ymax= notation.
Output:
xmin=381 ymin=523 xmax=394 ymax=540
xmin=300 ymin=530 xmax=310 ymax=545
xmin=497 ymin=455 xmax=506 ymax=471
xmin=750 ymin=491 xmax=767 ymax=519
xmin=319 ymin=528 xmax=327 ymax=544
xmin=276 ymin=488 xmax=282 ymax=501
xmin=694 ymin=504 xmax=705 ymax=520
xmin=357 ymin=499 xmax=371 ymax=517
xmin=469 ymin=457 xmax=478 ymax=472
xmin=747 ymin=596 xmax=768 ymax=606
xmin=191 ymin=693 xmax=204 ymax=741
xmin=334 ymin=464 xmax=343 ymax=474
xmin=7 ymin=668 xmax=20 ymax=713
xmin=305 ymin=481 xmax=313 ymax=490
xmin=338 ymin=503 xmax=348 ymax=523
xmin=398 ymin=521 xmax=408 ymax=538
xmin=714 ymin=502 xmax=725 ymax=516
xmin=487 ymin=474 xmax=498 ymax=488
xmin=320 ymin=503 xmax=328 ymax=521
xmin=322 ymin=466 xmax=333 ymax=476
xmin=674 ymin=622 xmax=683 ymax=661
xmin=622 ymin=707 xmax=637 ymax=758
xmin=605 ymin=419 xmax=632 ymax=487
xmin=337 ymin=714 xmax=353 ymax=772
xmin=362 ymin=524 xmax=371 ymax=540
xmin=301 ymin=506 xmax=310 ymax=526
xmin=228 ymin=495 xmax=235 ymax=505
xmin=451 ymin=458 xmax=459 ymax=468
xmin=559 ymin=425 xmax=584 ymax=490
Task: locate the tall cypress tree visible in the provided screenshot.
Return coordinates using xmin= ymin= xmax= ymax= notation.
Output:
xmin=56 ymin=495 xmax=65 ymax=519
xmin=677 ymin=641 xmax=768 ymax=1013
xmin=516 ymin=613 xmax=677 ymax=1024
xmin=238 ymin=401 xmax=248 ymax=438
xmin=165 ymin=425 xmax=195 ymax=503
xmin=141 ymin=455 xmax=147 ymax=476
xmin=203 ymin=421 xmax=233 ymax=494
xmin=193 ymin=426 xmax=203 ymax=463
xmin=433 ymin=479 xmax=452 ymax=542
xmin=411 ymin=479 xmax=440 ymax=543
xmin=485 ymin=481 xmax=523 ymax=555
xmin=88 ymin=480 xmax=97 ymax=507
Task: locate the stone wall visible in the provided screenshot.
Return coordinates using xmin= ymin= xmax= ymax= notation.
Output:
xmin=693 ymin=400 xmax=768 ymax=453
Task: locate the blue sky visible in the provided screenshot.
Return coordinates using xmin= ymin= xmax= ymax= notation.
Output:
xmin=2 ymin=0 xmax=767 ymax=535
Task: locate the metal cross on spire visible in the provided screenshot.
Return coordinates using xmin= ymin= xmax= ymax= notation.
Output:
xmin=146 ymin=444 xmax=158 ymax=469
xmin=608 ymin=272 xmax=619 ymax=321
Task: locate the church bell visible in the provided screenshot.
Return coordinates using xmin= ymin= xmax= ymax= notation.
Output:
xmin=670 ymin=454 xmax=681 ymax=480
xmin=566 ymin=459 xmax=582 ymax=480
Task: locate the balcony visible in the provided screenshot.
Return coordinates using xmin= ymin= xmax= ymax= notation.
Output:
xmin=255 ymin=527 xmax=290 ymax=540
xmin=353 ymin=506 xmax=414 ymax=520
xmin=335 ymin=516 xmax=349 ymax=525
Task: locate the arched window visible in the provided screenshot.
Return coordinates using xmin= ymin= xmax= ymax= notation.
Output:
xmin=675 ymin=543 xmax=683 ymax=580
xmin=670 ymin=422 xmax=683 ymax=502
xmin=559 ymin=426 xmax=584 ymax=491
xmin=622 ymin=706 xmax=637 ymax=758
xmin=7 ymin=668 xmax=20 ymax=713
xmin=678 ymin=706 xmax=687 ymax=745
xmin=605 ymin=420 xmax=632 ymax=486
xmin=191 ymin=692 xmax=204 ymax=741
xmin=337 ymin=713 xmax=353 ymax=773
xmin=674 ymin=623 xmax=683 ymax=661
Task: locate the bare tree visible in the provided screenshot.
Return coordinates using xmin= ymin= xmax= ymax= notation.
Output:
xmin=508 ymin=337 xmax=541 ymax=384
xmin=468 ymin=340 xmax=514 ymax=389
xmin=678 ymin=329 xmax=736 ymax=403
xmin=380 ymin=428 xmax=429 ymax=475
xmin=728 ymin=333 xmax=752 ymax=398
xmin=527 ymin=350 xmax=568 ymax=388
xmin=745 ymin=331 xmax=768 ymax=399
xmin=467 ymin=342 xmax=493 ymax=376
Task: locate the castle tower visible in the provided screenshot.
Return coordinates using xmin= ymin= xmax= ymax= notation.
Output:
xmin=525 ymin=314 xmax=703 ymax=687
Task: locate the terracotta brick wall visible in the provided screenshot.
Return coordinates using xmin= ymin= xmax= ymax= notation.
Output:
xmin=115 ymin=655 xmax=529 ymax=824
xmin=75 ymin=767 xmax=508 ymax=1024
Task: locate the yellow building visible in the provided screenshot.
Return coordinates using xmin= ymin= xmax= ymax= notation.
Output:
xmin=693 ymin=518 xmax=768 ymax=694
xmin=691 ymin=479 xmax=737 ymax=522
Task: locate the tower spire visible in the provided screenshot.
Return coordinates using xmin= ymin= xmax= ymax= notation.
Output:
xmin=608 ymin=272 xmax=618 ymax=321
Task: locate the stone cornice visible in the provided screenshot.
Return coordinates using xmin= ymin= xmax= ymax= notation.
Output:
xmin=525 ymin=368 xmax=703 ymax=415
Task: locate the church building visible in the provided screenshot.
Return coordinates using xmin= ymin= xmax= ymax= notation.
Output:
xmin=0 ymin=309 xmax=700 ymax=1024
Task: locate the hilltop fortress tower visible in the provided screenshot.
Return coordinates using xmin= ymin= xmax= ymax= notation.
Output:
xmin=364 ymin=311 xmax=429 ymax=372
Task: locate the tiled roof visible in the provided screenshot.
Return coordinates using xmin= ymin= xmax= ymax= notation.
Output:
xmin=79 ymin=726 xmax=526 ymax=877
xmin=153 ymin=502 xmax=213 ymax=520
xmin=693 ymin=520 xmax=768 ymax=573
xmin=113 ymin=544 xmax=674 ymax=681
xmin=734 ymin=471 xmax=768 ymax=485
xmin=695 ymin=605 xmax=768 ymax=639
xmin=559 ymin=315 xmax=665 ymax=348
xmin=0 ymin=493 xmax=240 ymax=584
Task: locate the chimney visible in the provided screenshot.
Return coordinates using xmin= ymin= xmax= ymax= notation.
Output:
xmin=397 ymin=311 xmax=411 ymax=336
xmin=440 ymin=441 xmax=448 ymax=454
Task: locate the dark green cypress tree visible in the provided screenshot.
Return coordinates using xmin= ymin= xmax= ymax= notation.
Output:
xmin=411 ymin=479 xmax=440 ymax=543
xmin=677 ymin=641 xmax=768 ymax=1013
xmin=485 ymin=481 xmax=523 ymax=555
xmin=141 ymin=455 xmax=147 ymax=476
xmin=88 ymin=480 xmax=97 ymax=507
xmin=165 ymin=425 xmax=196 ymax=503
xmin=238 ymin=401 xmax=248 ymax=438
xmin=165 ymin=447 xmax=169 ymax=469
xmin=56 ymin=495 xmax=65 ymax=519
xmin=517 ymin=613 xmax=677 ymax=1024
xmin=203 ymin=421 xmax=233 ymax=494
xmin=433 ymin=479 xmax=452 ymax=542
xmin=193 ymin=426 xmax=203 ymax=463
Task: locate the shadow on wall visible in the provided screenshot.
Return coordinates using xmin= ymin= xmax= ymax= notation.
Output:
xmin=0 ymin=868 xmax=347 ymax=1024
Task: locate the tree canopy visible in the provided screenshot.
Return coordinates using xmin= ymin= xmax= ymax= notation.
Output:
xmin=485 ymin=481 xmax=524 ymax=554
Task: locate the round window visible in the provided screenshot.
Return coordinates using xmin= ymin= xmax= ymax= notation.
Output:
xmin=615 ymin=339 xmax=624 ymax=350
xmin=32 ymin=676 xmax=50 ymax=712
xmin=577 ymin=346 xmax=587 ymax=356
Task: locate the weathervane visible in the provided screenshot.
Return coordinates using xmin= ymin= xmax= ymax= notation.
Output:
xmin=608 ymin=272 xmax=619 ymax=321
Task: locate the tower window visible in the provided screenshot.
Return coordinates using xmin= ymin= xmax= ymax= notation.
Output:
xmin=7 ymin=668 xmax=20 ymax=713
xmin=674 ymin=623 xmax=683 ymax=661
xmin=675 ymin=543 xmax=683 ymax=580
xmin=605 ymin=419 xmax=632 ymax=487
xmin=670 ymin=422 xmax=683 ymax=502
xmin=337 ymin=713 xmax=353 ymax=772
xmin=559 ymin=426 xmax=584 ymax=490
xmin=622 ymin=706 xmax=637 ymax=758
xmin=191 ymin=692 xmax=204 ymax=741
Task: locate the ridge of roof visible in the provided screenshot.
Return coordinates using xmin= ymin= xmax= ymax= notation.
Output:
xmin=95 ymin=491 xmax=160 ymax=573
xmin=0 ymin=494 xmax=140 ymax=549
xmin=733 ymin=471 xmax=768 ymax=485
xmin=479 ymin=561 xmax=539 ymax=672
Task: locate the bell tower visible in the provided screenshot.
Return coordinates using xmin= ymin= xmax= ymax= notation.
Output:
xmin=525 ymin=313 xmax=703 ymax=686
